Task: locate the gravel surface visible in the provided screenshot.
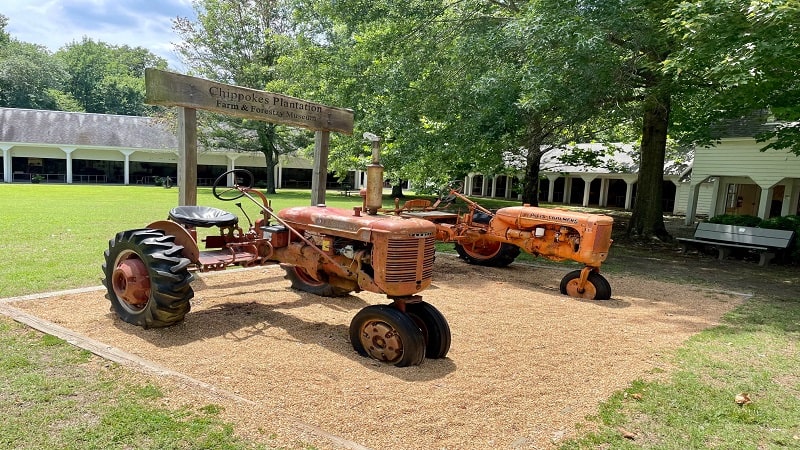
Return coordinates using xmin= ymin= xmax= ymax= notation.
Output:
xmin=9 ymin=255 xmax=744 ymax=449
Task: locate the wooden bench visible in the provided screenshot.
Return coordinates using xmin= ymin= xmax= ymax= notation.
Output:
xmin=676 ymin=222 xmax=795 ymax=266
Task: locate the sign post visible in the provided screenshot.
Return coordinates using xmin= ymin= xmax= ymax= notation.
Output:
xmin=145 ymin=68 xmax=354 ymax=205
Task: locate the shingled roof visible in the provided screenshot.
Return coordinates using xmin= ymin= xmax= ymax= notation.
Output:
xmin=0 ymin=107 xmax=177 ymax=149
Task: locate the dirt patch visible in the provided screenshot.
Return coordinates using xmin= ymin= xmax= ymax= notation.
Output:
xmin=6 ymin=254 xmax=743 ymax=449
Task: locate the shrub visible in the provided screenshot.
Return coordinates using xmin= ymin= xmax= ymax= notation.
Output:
xmin=708 ymin=214 xmax=762 ymax=227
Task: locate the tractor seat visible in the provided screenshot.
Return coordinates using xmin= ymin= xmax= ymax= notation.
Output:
xmin=169 ymin=206 xmax=239 ymax=228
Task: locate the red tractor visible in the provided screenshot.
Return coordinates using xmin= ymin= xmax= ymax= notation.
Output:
xmin=395 ymin=181 xmax=614 ymax=300
xmin=102 ymin=169 xmax=449 ymax=367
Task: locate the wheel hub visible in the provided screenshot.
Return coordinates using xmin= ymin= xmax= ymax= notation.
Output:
xmin=112 ymin=258 xmax=151 ymax=308
xmin=564 ymin=279 xmax=597 ymax=299
xmin=360 ymin=320 xmax=403 ymax=363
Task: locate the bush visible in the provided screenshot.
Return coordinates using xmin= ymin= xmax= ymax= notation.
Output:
xmin=708 ymin=214 xmax=762 ymax=227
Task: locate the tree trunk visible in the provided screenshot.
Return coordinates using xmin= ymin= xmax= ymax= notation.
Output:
xmin=391 ymin=183 xmax=405 ymax=199
xmin=522 ymin=148 xmax=544 ymax=206
xmin=258 ymin=124 xmax=277 ymax=194
xmin=627 ymin=91 xmax=671 ymax=240
xmin=263 ymin=149 xmax=277 ymax=194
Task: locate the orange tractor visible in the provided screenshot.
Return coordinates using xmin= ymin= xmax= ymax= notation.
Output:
xmin=102 ymin=169 xmax=448 ymax=367
xmin=395 ymin=181 xmax=614 ymax=300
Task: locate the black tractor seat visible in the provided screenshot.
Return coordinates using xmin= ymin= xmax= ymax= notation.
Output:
xmin=168 ymin=206 xmax=239 ymax=228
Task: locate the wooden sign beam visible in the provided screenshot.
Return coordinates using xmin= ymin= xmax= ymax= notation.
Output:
xmin=145 ymin=69 xmax=354 ymax=134
xmin=144 ymin=69 xmax=354 ymax=206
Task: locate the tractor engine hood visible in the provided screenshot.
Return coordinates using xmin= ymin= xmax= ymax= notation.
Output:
xmin=278 ymin=205 xmax=436 ymax=241
xmin=494 ymin=206 xmax=613 ymax=231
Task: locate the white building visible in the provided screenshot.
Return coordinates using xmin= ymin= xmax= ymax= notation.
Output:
xmin=0 ymin=107 xmax=358 ymax=189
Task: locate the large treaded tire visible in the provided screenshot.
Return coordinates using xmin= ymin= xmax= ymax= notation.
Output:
xmin=455 ymin=242 xmax=521 ymax=267
xmin=454 ymin=211 xmax=521 ymax=267
xmin=102 ymin=229 xmax=194 ymax=328
xmin=282 ymin=264 xmax=352 ymax=297
xmin=349 ymin=305 xmax=425 ymax=367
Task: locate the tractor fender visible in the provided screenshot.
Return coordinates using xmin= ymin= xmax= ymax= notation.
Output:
xmin=146 ymin=220 xmax=201 ymax=264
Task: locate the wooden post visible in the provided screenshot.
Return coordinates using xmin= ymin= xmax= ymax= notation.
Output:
xmin=177 ymin=107 xmax=198 ymax=206
xmin=311 ymin=130 xmax=330 ymax=205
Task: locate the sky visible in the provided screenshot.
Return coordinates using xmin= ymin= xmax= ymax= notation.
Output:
xmin=1 ymin=0 xmax=196 ymax=70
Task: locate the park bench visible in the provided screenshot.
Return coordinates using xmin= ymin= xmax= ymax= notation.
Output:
xmin=339 ymin=183 xmax=352 ymax=196
xmin=676 ymin=222 xmax=795 ymax=266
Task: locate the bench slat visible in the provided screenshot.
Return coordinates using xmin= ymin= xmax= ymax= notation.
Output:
xmin=693 ymin=223 xmax=794 ymax=249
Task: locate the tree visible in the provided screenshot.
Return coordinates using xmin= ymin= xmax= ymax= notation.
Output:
xmin=664 ymin=0 xmax=800 ymax=154
xmin=174 ymin=0 xmax=304 ymax=194
xmin=0 ymin=39 xmax=68 ymax=109
xmin=55 ymin=37 xmax=167 ymax=115
xmin=280 ymin=0 xmax=624 ymax=204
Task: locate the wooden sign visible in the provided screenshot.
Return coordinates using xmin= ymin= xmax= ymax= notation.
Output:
xmin=145 ymin=68 xmax=354 ymax=135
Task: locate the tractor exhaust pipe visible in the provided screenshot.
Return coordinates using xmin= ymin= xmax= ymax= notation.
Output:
xmin=363 ymin=132 xmax=383 ymax=215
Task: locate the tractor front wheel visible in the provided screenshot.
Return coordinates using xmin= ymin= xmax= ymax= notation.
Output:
xmin=405 ymin=301 xmax=451 ymax=359
xmin=282 ymin=264 xmax=352 ymax=297
xmin=102 ymin=229 xmax=194 ymax=328
xmin=559 ymin=269 xmax=612 ymax=300
xmin=349 ymin=305 xmax=425 ymax=367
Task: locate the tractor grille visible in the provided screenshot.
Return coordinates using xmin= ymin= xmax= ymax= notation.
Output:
xmin=384 ymin=237 xmax=435 ymax=283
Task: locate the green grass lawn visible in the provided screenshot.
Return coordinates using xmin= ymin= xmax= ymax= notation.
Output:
xmin=1 ymin=184 xmax=798 ymax=449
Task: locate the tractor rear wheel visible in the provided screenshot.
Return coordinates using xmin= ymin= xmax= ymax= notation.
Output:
xmin=405 ymin=301 xmax=451 ymax=359
xmin=102 ymin=229 xmax=194 ymax=328
xmin=282 ymin=264 xmax=352 ymax=297
xmin=455 ymin=241 xmax=521 ymax=267
xmin=349 ymin=305 xmax=425 ymax=367
xmin=559 ymin=269 xmax=612 ymax=300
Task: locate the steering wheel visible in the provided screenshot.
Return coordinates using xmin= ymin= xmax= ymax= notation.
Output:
xmin=212 ymin=169 xmax=254 ymax=201
xmin=438 ymin=179 xmax=464 ymax=204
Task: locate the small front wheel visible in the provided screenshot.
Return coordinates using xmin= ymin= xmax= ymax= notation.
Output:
xmin=349 ymin=305 xmax=425 ymax=367
xmin=559 ymin=269 xmax=612 ymax=300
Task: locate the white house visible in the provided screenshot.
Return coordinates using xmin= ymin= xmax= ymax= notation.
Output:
xmin=682 ymin=137 xmax=800 ymax=224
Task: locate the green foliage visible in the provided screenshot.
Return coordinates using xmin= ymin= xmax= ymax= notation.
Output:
xmin=0 ymin=184 xmax=371 ymax=298
xmin=0 ymin=318 xmax=271 ymax=449
xmin=174 ymin=0 xmax=306 ymax=193
xmin=54 ymin=37 xmax=167 ymax=115
xmin=708 ymin=214 xmax=763 ymax=227
xmin=561 ymin=295 xmax=800 ymax=449
xmin=0 ymin=39 xmax=70 ymax=109
xmin=665 ymin=0 xmax=800 ymax=154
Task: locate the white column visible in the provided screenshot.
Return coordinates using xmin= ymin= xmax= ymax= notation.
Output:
xmin=780 ymin=183 xmax=794 ymax=216
xmin=708 ymin=178 xmax=722 ymax=218
xmin=505 ymin=176 xmax=513 ymax=199
xmin=580 ymin=174 xmax=597 ymax=207
xmin=226 ymin=154 xmax=239 ymax=186
xmin=61 ymin=146 xmax=77 ymax=183
xmin=563 ymin=176 xmax=572 ymax=205
xmin=546 ymin=174 xmax=559 ymax=203
xmin=465 ymin=174 xmax=474 ymax=195
xmin=490 ymin=176 xmax=498 ymax=198
xmin=119 ymin=149 xmax=135 ymax=185
xmin=599 ymin=178 xmax=609 ymax=207
xmin=757 ymin=186 xmax=774 ymax=219
xmin=274 ymin=163 xmax=281 ymax=188
xmin=624 ymin=180 xmax=635 ymax=210
xmin=684 ymin=181 xmax=704 ymax=225
xmin=1 ymin=145 xmax=11 ymax=183
xmin=481 ymin=176 xmax=489 ymax=196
